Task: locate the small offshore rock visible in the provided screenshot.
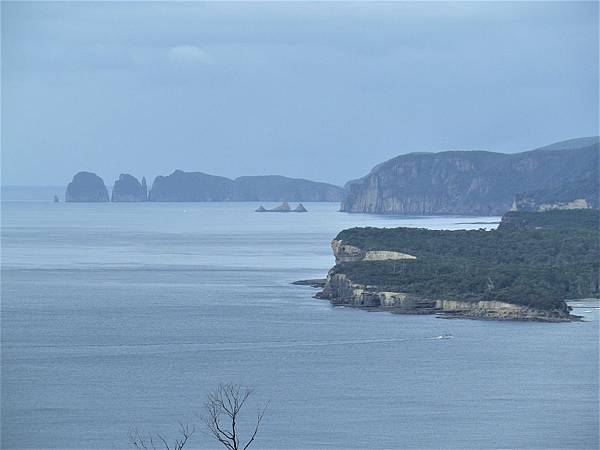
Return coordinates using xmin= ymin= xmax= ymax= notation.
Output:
xmin=293 ymin=203 xmax=308 ymax=212
xmin=270 ymin=201 xmax=291 ymax=212
xmin=292 ymin=279 xmax=327 ymax=288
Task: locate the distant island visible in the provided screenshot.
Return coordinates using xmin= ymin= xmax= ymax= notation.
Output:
xmin=111 ymin=174 xmax=147 ymax=202
xmin=64 ymin=171 xmax=343 ymax=203
xmin=341 ymin=137 xmax=599 ymax=215
xmin=255 ymin=202 xmax=307 ymax=212
xmin=311 ymin=209 xmax=599 ymax=322
xmin=65 ymin=171 xmax=109 ymax=202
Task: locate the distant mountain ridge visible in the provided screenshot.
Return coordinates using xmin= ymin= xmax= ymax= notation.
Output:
xmin=148 ymin=170 xmax=343 ymax=202
xmin=64 ymin=170 xmax=343 ymax=202
xmin=61 ymin=137 xmax=598 ymax=208
xmin=341 ymin=137 xmax=599 ymax=215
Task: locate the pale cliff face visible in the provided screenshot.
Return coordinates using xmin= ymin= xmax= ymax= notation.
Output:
xmin=319 ymin=272 xmax=573 ymax=322
xmin=331 ymin=240 xmax=416 ymax=264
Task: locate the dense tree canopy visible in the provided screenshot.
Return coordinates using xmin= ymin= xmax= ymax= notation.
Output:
xmin=333 ymin=210 xmax=599 ymax=309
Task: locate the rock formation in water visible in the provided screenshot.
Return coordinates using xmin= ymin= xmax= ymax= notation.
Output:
xmin=111 ymin=174 xmax=148 ymax=202
xmin=256 ymin=202 xmax=308 ymax=212
xmin=341 ymin=137 xmax=599 ymax=215
xmin=53 ymin=195 xmax=59 ymax=203
xmin=65 ymin=172 xmax=109 ymax=202
xmin=293 ymin=203 xmax=308 ymax=212
xmin=148 ymin=171 xmax=343 ymax=202
xmin=269 ymin=202 xmax=291 ymax=212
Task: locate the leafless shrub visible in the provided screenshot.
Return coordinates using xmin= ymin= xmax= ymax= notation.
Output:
xmin=128 ymin=422 xmax=194 ymax=450
xmin=202 ymin=383 xmax=267 ymax=450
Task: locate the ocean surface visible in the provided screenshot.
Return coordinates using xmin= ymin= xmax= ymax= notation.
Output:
xmin=1 ymin=200 xmax=598 ymax=449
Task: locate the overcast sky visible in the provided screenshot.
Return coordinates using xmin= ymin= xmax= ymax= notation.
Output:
xmin=2 ymin=1 xmax=598 ymax=187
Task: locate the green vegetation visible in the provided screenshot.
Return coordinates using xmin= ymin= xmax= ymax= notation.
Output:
xmin=498 ymin=209 xmax=599 ymax=231
xmin=333 ymin=210 xmax=599 ymax=310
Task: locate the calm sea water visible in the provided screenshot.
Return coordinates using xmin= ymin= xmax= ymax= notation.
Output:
xmin=1 ymin=200 xmax=598 ymax=449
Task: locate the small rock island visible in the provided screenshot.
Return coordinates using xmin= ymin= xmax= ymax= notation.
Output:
xmin=65 ymin=171 xmax=109 ymax=202
xmin=293 ymin=203 xmax=307 ymax=212
xmin=255 ymin=202 xmax=308 ymax=212
xmin=111 ymin=174 xmax=148 ymax=202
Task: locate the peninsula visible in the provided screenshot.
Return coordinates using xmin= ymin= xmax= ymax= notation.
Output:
xmin=314 ymin=209 xmax=599 ymax=321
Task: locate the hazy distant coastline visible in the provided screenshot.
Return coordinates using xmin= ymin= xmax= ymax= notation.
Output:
xmin=3 ymin=137 xmax=598 ymax=214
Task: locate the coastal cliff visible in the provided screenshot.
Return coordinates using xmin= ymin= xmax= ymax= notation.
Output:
xmin=65 ymin=172 xmax=109 ymax=202
xmin=315 ymin=210 xmax=599 ymax=321
xmin=317 ymin=272 xmax=572 ymax=321
xmin=331 ymin=239 xmax=416 ymax=263
xmin=341 ymin=137 xmax=599 ymax=215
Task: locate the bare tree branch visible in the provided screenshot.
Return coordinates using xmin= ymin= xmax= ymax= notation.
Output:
xmin=203 ymin=383 xmax=267 ymax=450
xmin=128 ymin=424 xmax=194 ymax=450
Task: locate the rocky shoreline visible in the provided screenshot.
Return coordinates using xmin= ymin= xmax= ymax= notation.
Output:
xmin=291 ymin=221 xmax=596 ymax=322
xmin=296 ymin=272 xmax=578 ymax=322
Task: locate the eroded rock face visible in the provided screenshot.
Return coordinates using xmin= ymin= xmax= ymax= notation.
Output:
xmin=270 ymin=202 xmax=291 ymax=212
xmin=65 ymin=172 xmax=109 ymax=202
xmin=319 ymin=273 xmax=435 ymax=310
xmin=318 ymin=273 xmax=573 ymax=321
xmin=341 ymin=138 xmax=599 ymax=215
xmin=434 ymin=299 xmax=571 ymax=321
xmin=331 ymin=240 xmax=365 ymax=263
xmin=293 ymin=203 xmax=308 ymax=212
xmin=111 ymin=174 xmax=147 ymax=202
xmin=331 ymin=240 xmax=416 ymax=264
xmin=363 ymin=250 xmax=417 ymax=261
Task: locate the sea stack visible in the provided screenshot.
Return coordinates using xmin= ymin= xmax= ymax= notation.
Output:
xmin=270 ymin=201 xmax=291 ymax=212
xmin=65 ymin=172 xmax=109 ymax=202
xmin=293 ymin=203 xmax=307 ymax=212
xmin=111 ymin=174 xmax=148 ymax=202
xmin=53 ymin=195 xmax=60 ymax=203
